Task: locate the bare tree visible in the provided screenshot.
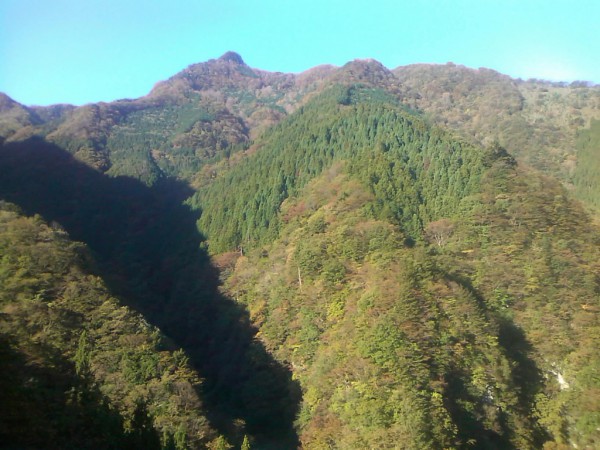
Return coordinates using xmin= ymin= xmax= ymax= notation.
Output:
xmin=425 ymin=218 xmax=455 ymax=247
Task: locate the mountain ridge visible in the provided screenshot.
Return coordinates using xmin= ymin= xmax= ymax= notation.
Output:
xmin=2 ymin=53 xmax=598 ymax=183
xmin=1 ymin=52 xmax=599 ymax=449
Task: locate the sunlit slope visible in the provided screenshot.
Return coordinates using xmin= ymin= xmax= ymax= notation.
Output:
xmin=193 ymin=86 xmax=599 ymax=448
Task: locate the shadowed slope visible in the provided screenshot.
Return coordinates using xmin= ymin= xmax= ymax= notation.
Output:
xmin=0 ymin=137 xmax=301 ymax=448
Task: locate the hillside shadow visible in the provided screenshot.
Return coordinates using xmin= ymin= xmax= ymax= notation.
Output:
xmin=0 ymin=335 xmax=147 ymax=449
xmin=496 ymin=318 xmax=549 ymax=446
xmin=0 ymin=137 xmax=301 ymax=448
xmin=438 ymin=269 xmax=548 ymax=446
xmin=443 ymin=371 xmax=511 ymax=450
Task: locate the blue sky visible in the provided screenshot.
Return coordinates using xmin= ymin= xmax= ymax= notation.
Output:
xmin=1 ymin=0 xmax=598 ymax=106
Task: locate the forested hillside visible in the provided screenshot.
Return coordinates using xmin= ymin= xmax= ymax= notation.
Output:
xmin=1 ymin=54 xmax=599 ymax=449
xmin=220 ymin=153 xmax=600 ymax=448
xmin=191 ymin=84 xmax=486 ymax=252
xmin=573 ymin=119 xmax=600 ymax=212
xmin=394 ymin=63 xmax=600 ymax=212
xmin=0 ymin=201 xmax=223 ymax=449
xmin=0 ymin=138 xmax=300 ymax=449
xmin=195 ymin=85 xmax=600 ymax=448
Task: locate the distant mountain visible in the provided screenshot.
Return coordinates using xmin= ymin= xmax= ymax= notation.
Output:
xmin=394 ymin=63 xmax=600 ymax=209
xmin=2 ymin=55 xmax=598 ymax=202
xmin=1 ymin=53 xmax=599 ymax=449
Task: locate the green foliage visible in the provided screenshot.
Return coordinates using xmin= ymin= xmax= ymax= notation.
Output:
xmin=221 ymin=171 xmax=528 ymax=448
xmin=573 ymin=119 xmax=600 ymax=211
xmin=0 ymin=203 xmax=222 ymax=448
xmin=2 ymin=56 xmax=599 ymax=450
xmin=106 ymin=98 xmax=249 ymax=183
xmin=241 ymin=434 xmax=252 ymax=450
xmin=0 ymin=137 xmax=301 ymax=448
xmin=75 ymin=330 xmax=92 ymax=376
xmin=220 ymin=137 xmax=600 ymax=448
xmin=394 ymin=63 xmax=600 ymax=212
xmin=436 ymin=161 xmax=600 ymax=448
xmin=193 ymin=85 xmax=485 ymax=252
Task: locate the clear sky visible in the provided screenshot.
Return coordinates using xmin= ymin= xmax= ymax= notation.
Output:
xmin=1 ymin=0 xmax=598 ymax=106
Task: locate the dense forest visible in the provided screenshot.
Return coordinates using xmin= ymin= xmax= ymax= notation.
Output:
xmin=1 ymin=53 xmax=599 ymax=449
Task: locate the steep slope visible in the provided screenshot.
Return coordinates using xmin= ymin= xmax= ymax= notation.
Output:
xmin=192 ymin=86 xmax=600 ymax=448
xmin=191 ymin=84 xmax=483 ymax=253
xmin=1 ymin=54 xmax=599 ymax=449
xmin=449 ymin=163 xmax=600 ymax=449
xmin=220 ymin=159 xmax=600 ymax=449
xmin=573 ymin=119 xmax=600 ymax=212
xmin=0 ymin=93 xmax=43 ymax=140
xmin=0 ymin=201 xmax=223 ymax=449
xmin=220 ymin=171 xmax=535 ymax=448
xmin=0 ymin=53 xmax=332 ymax=186
xmin=394 ymin=63 xmax=600 ymax=210
xmin=0 ymin=138 xmax=301 ymax=449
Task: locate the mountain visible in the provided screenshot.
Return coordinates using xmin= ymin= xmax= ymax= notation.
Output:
xmin=1 ymin=53 xmax=599 ymax=449
xmin=193 ymin=84 xmax=600 ymax=448
xmin=0 ymin=92 xmax=43 ymax=139
xmin=394 ymin=63 xmax=600 ymax=210
xmin=0 ymin=200 xmax=223 ymax=448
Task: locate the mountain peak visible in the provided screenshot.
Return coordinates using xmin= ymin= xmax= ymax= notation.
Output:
xmin=331 ymin=58 xmax=400 ymax=93
xmin=342 ymin=58 xmax=389 ymax=73
xmin=218 ymin=51 xmax=245 ymax=65
xmin=0 ymin=93 xmax=18 ymax=111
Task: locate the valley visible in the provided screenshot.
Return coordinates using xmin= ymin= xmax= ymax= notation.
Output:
xmin=1 ymin=52 xmax=599 ymax=449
